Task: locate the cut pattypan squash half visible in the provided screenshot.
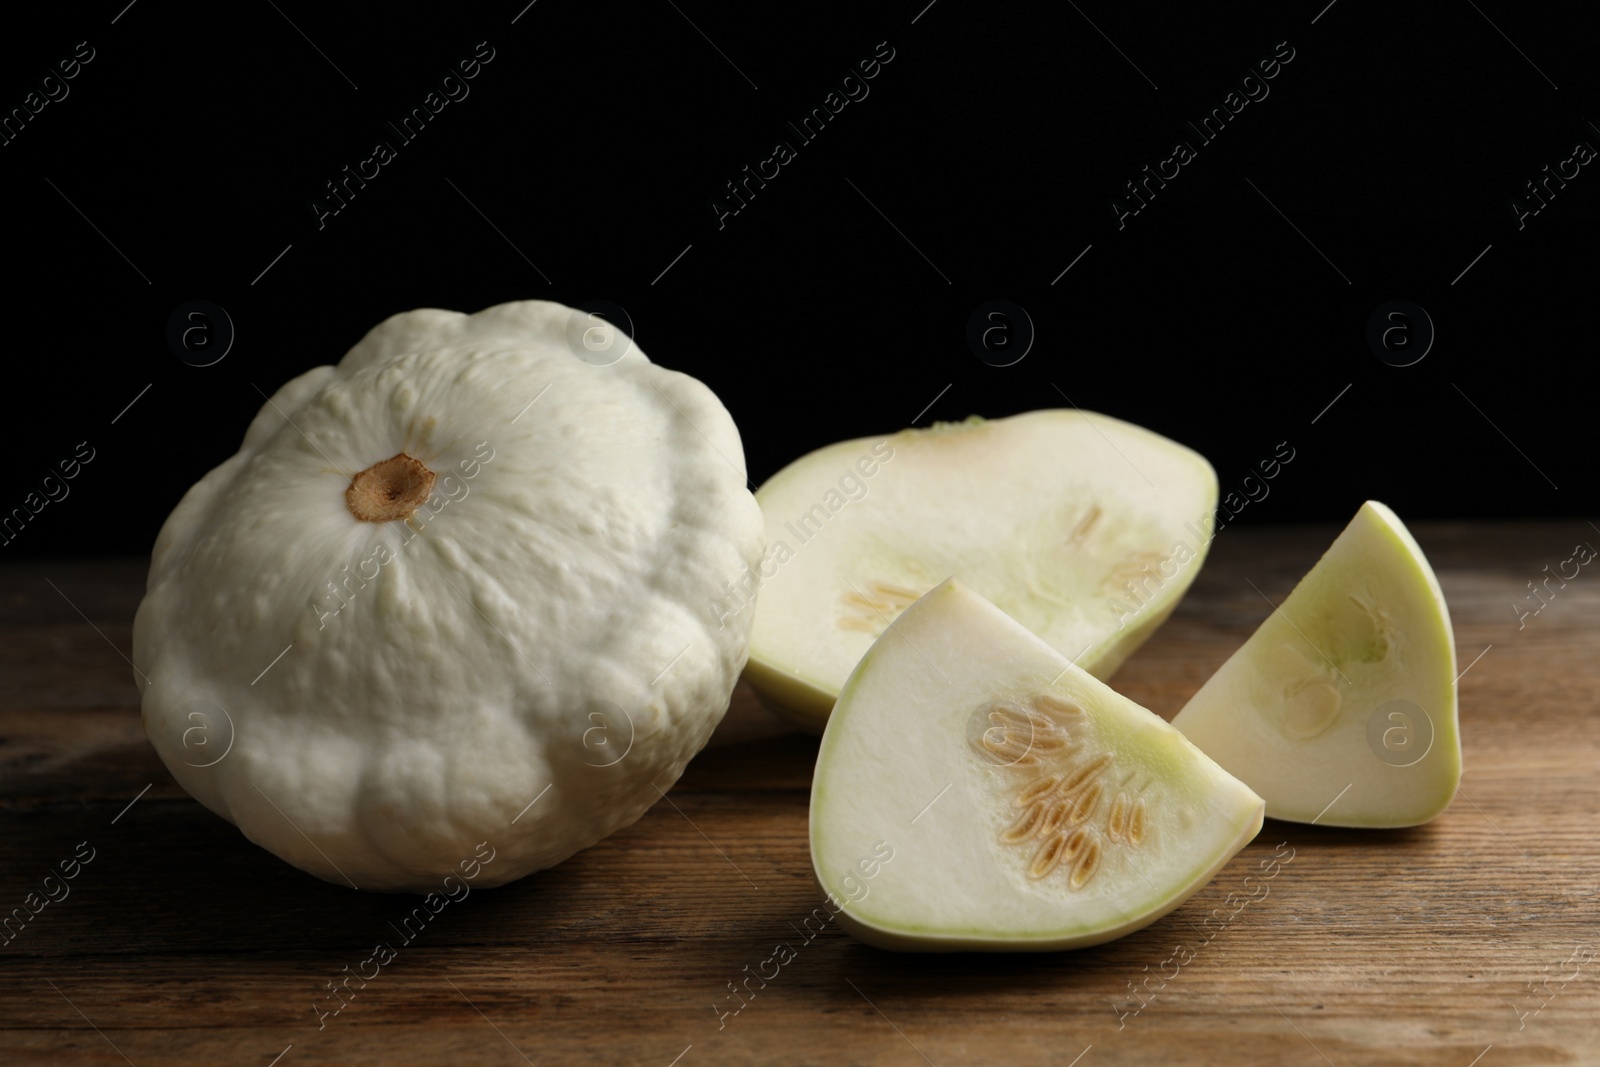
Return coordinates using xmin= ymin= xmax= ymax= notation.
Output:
xmin=810 ymin=579 xmax=1264 ymax=951
xmin=134 ymin=300 xmax=764 ymax=892
xmin=1171 ymin=501 xmax=1460 ymax=827
xmin=744 ymin=410 xmax=1218 ymax=733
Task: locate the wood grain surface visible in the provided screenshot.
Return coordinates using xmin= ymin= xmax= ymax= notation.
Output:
xmin=2 ymin=522 xmax=1596 ymax=1066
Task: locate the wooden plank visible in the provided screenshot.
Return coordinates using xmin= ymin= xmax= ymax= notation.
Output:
xmin=1 ymin=524 xmax=1597 ymax=1065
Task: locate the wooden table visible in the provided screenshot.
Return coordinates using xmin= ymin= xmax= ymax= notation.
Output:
xmin=3 ymin=522 xmax=1596 ymax=1066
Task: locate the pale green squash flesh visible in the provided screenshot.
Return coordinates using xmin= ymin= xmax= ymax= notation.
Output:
xmin=810 ymin=579 xmax=1264 ymax=951
xmin=747 ymin=410 xmax=1219 ymax=733
xmin=1171 ymin=501 xmax=1461 ymax=828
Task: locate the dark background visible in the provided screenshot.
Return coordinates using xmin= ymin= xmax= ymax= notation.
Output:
xmin=2 ymin=0 xmax=1592 ymax=558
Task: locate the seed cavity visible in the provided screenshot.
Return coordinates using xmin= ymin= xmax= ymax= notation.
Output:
xmin=978 ymin=702 xmax=1076 ymax=768
xmin=1029 ymin=832 xmax=1070 ymax=878
xmin=1016 ymin=775 xmax=1063 ymax=808
xmin=1107 ymin=792 xmax=1129 ymax=839
xmin=1058 ymin=752 xmax=1114 ymax=797
xmin=982 ymin=730 xmax=1040 ymax=767
xmin=1033 ymin=694 xmax=1086 ymax=721
xmin=1282 ymin=680 xmax=1342 ymax=740
xmin=1345 ymin=593 xmax=1392 ymax=662
xmin=1063 ymin=783 xmax=1102 ymax=827
xmin=973 ymin=692 xmax=1152 ymax=891
xmin=1068 ymin=834 xmax=1102 ymax=889
xmin=1002 ymin=803 xmax=1048 ymax=843
xmin=837 ymin=581 xmax=923 ymax=635
xmin=1102 ymin=549 xmax=1167 ymax=593
xmin=1107 ymin=793 xmax=1149 ymax=845
xmin=1257 ymin=641 xmax=1347 ymax=741
xmin=1066 ymin=504 xmax=1103 ymax=545
xmin=1037 ymin=800 xmax=1070 ymax=835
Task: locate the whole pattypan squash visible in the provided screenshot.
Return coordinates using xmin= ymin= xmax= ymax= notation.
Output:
xmin=133 ymin=300 xmax=764 ymax=891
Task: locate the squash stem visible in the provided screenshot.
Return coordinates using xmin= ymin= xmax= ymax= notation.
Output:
xmin=346 ymin=453 xmax=436 ymax=522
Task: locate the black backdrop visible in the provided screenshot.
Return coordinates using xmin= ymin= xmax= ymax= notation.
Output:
xmin=3 ymin=0 xmax=1593 ymax=558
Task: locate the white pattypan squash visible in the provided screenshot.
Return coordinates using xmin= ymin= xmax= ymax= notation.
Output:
xmin=133 ymin=300 xmax=763 ymax=892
